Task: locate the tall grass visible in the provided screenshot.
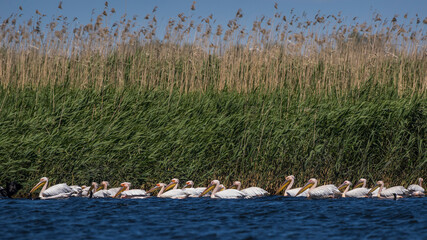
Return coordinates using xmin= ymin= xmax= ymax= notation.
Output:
xmin=0 ymin=3 xmax=426 ymax=193
xmin=0 ymin=87 xmax=425 ymax=192
xmin=1 ymin=3 xmax=426 ymax=95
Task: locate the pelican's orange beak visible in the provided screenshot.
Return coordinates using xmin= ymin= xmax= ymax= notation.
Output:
xmin=337 ymin=182 xmax=350 ymax=192
xmin=199 ymin=183 xmax=215 ymax=197
xmin=368 ymin=184 xmax=379 ymax=194
xmin=147 ymin=184 xmax=160 ymax=194
xmin=275 ymin=179 xmax=291 ymax=195
xmin=165 ymin=181 xmax=177 ymax=191
xmin=354 ymin=181 xmax=364 ymax=189
xmin=30 ymin=180 xmax=46 ymax=193
xmin=113 ymin=184 xmax=127 ymax=198
xmin=296 ymin=181 xmax=313 ymax=196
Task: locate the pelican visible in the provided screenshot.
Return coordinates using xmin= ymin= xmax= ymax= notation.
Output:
xmin=93 ymin=181 xmax=121 ymax=198
xmin=368 ymin=181 xmax=409 ymax=199
xmin=275 ymin=175 xmax=308 ymax=197
xmin=408 ymin=178 xmax=424 ymax=197
xmin=147 ymin=182 xmax=188 ymax=199
xmin=296 ymin=178 xmax=341 ymax=199
xmin=342 ymin=178 xmax=370 ymax=198
xmin=69 ymin=185 xmax=83 ymax=197
xmin=337 ymin=180 xmax=352 ymax=197
xmin=82 ymin=182 xmax=97 ymax=198
xmin=113 ymin=182 xmax=150 ymax=199
xmin=231 ymin=181 xmax=269 ymax=198
xmin=182 ymin=181 xmax=207 ymax=197
xmin=199 ymin=180 xmax=247 ymax=199
xmin=29 ymin=177 xmax=74 ymax=199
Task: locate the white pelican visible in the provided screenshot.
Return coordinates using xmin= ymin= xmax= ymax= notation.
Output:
xmin=29 ymin=177 xmax=74 ymax=199
xmin=199 ymin=180 xmax=247 ymax=199
xmin=82 ymin=182 xmax=97 ymax=197
xmin=113 ymin=182 xmax=150 ymax=199
xmin=182 ymin=181 xmax=207 ymax=197
xmin=408 ymin=178 xmax=424 ymax=197
xmin=93 ymin=181 xmax=121 ymax=198
xmin=337 ymin=180 xmax=352 ymax=197
xmin=231 ymin=181 xmax=269 ymax=198
xmin=368 ymin=181 xmax=409 ymax=199
xmin=147 ymin=182 xmax=188 ymax=199
xmin=296 ymin=178 xmax=341 ymax=199
xmin=69 ymin=185 xmax=83 ymax=197
xmin=343 ymin=178 xmax=369 ymax=198
xmin=275 ymin=175 xmax=308 ymax=197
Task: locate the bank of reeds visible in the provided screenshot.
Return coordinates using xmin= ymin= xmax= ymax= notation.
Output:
xmin=1 ymin=3 xmax=426 ymax=96
xmin=0 ymin=3 xmax=426 ymax=193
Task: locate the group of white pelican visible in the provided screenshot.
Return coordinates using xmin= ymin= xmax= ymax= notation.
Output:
xmin=29 ymin=176 xmax=424 ymax=200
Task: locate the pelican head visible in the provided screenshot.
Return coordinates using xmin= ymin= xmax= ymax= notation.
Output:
xmin=184 ymin=181 xmax=194 ymax=188
xmin=296 ymin=178 xmax=317 ymax=196
xmin=164 ymin=178 xmax=179 ymax=191
xmin=30 ymin=177 xmax=48 ymax=193
xmin=275 ymin=175 xmax=295 ymax=195
xmin=147 ymin=183 xmax=166 ymax=193
xmin=354 ymin=178 xmax=366 ymax=189
xmin=419 ymin=178 xmax=424 ymax=186
xmin=88 ymin=182 xmax=98 ymax=193
xmin=368 ymin=180 xmax=384 ymax=194
xmin=219 ymin=184 xmax=226 ymax=191
xmin=230 ymin=181 xmax=241 ymax=189
xmin=97 ymin=181 xmax=109 ymax=191
xmin=199 ymin=180 xmax=220 ymax=197
xmin=338 ymin=180 xmax=352 ymax=192
xmin=113 ymin=182 xmax=131 ymax=198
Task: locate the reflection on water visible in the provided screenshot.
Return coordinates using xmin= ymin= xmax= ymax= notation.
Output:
xmin=1 ymin=197 xmax=426 ymax=239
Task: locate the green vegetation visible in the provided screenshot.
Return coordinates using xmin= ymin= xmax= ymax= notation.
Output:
xmin=0 ymin=87 xmax=425 ymax=193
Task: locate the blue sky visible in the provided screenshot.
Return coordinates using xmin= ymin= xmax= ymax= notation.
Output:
xmin=1 ymin=0 xmax=426 ymax=33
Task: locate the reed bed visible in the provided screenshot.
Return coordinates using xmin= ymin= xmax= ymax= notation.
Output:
xmin=0 ymin=3 xmax=426 ymax=193
xmin=1 ymin=3 xmax=426 ymax=95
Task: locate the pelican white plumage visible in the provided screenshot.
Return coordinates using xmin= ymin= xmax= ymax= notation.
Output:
xmin=368 ymin=181 xmax=409 ymax=199
xmin=199 ymin=180 xmax=247 ymax=199
xmin=29 ymin=177 xmax=73 ymax=199
xmin=231 ymin=181 xmax=269 ymax=198
xmin=408 ymin=178 xmax=424 ymax=197
xmin=275 ymin=175 xmax=308 ymax=197
xmin=147 ymin=182 xmax=188 ymax=199
xmin=113 ymin=182 xmax=150 ymax=199
xmin=296 ymin=178 xmax=341 ymax=199
xmin=182 ymin=181 xmax=207 ymax=197
xmin=69 ymin=185 xmax=82 ymax=197
xmin=93 ymin=181 xmax=122 ymax=198
xmin=343 ymin=178 xmax=370 ymax=198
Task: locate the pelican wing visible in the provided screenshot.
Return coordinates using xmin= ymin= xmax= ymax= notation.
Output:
xmin=93 ymin=190 xmax=110 ymax=198
xmin=241 ymin=187 xmax=269 ymax=197
xmin=106 ymin=187 xmax=122 ymax=197
xmin=408 ymin=184 xmax=424 ymax=193
xmin=345 ymin=188 xmax=369 ymax=198
xmin=160 ymin=189 xmax=188 ymax=199
xmin=122 ymin=189 xmax=148 ymax=197
xmin=183 ymin=188 xmax=205 ymax=197
xmin=69 ymin=185 xmax=82 ymax=197
xmin=381 ymin=186 xmax=408 ymax=198
xmin=309 ymin=185 xmax=340 ymax=199
xmin=43 ymin=183 xmax=73 ymax=197
xmin=286 ymin=188 xmax=308 ymax=197
xmin=215 ymin=189 xmax=247 ymax=199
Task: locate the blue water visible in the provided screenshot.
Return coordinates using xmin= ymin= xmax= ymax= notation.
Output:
xmin=2 ymin=197 xmax=426 ymax=240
